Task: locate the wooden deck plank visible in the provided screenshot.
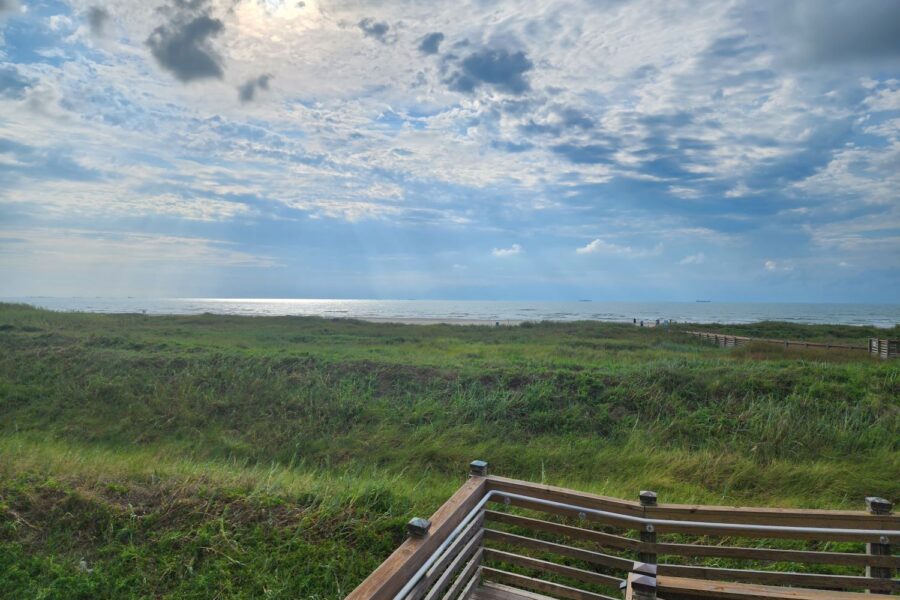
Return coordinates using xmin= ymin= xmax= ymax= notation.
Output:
xmin=657 ymin=575 xmax=897 ymax=600
xmin=471 ymin=581 xmax=558 ymax=600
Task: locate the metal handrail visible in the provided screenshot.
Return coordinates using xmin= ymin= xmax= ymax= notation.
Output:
xmin=395 ymin=489 xmax=900 ymax=600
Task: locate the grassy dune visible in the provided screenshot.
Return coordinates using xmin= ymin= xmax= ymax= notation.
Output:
xmin=0 ymin=303 xmax=898 ymax=598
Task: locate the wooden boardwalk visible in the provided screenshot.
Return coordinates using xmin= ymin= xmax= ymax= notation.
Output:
xmin=347 ymin=461 xmax=899 ymax=600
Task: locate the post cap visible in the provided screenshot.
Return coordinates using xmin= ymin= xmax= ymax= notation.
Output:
xmin=633 ymin=562 xmax=657 ymax=577
xmin=407 ymin=517 xmax=431 ymax=538
xmin=630 ymin=574 xmax=657 ymax=593
xmin=639 ymin=490 xmax=658 ymax=506
xmin=866 ymin=497 xmax=893 ymax=515
xmin=470 ymin=460 xmax=488 ymax=477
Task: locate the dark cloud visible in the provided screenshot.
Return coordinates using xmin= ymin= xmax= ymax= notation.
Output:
xmin=762 ymin=0 xmax=900 ymax=66
xmin=358 ymin=18 xmax=393 ymax=44
xmin=238 ymin=74 xmax=272 ymax=103
xmin=0 ymin=0 xmax=18 ymax=15
xmin=551 ymin=143 xmax=615 ymax=165
xmin=87 ymin=6 xmax=110 ymax=36
xmin=146 ymin=1 xmax=225 ymax=82
xmin=0 ymin=138 xmax=102 ymax=183
xmin=418 ymin=32 xmax=444 ymax=55
xmin=0 ymin=65 xmax=34 ymax=99
xmin=447 ymin=48 xmax=533 ymax=95
xmin=492 ymin=140 xmax=534 ymax=153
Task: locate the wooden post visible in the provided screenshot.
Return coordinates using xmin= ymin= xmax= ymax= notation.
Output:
xmin=639 ymin=491 xmax=657 ymax=565
xmin=625 ymin=563 xmax=657 ymax=600
xmin=865 ymin=496 xmax=893 ymax=591
xmin=470 ymin=460 xmax=488 ymax=477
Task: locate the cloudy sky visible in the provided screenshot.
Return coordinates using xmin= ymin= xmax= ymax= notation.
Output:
xmin=1 ymin=0 xmax=898 ymax=301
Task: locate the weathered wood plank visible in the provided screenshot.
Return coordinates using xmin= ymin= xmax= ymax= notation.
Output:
xmin=483 ymin=548 xmax=624 ymax=589
xmin=422 ymin=531 xmax=483 ymax=600
xmin=657 ymin=575 xmax=897 ymax=599
xmin=486 ymin=475 xmax=895 ymax=531
xmin=440 ymin=550 xmax=483 ymax=600
xmin=485 ymin=510 xmax=641 ymax=551
xmin=471 ymin=581 xmax=557 ymax=600
xmin=486 ymin=476 xmax=644 ymax=518
xmin=657 ymin=564 xmax=898 ymax=593
xmin=409 ymin=512 xmax=484 ymax=599
xmin=652 ymin=541 xmax=899 ymax=568
xmin=486 ymin=510 xmax=897 ymax=567
xmin=488 ymin=490 xmax=892 ymax=542
xmin=481 ymin=567 xmax=620 ymax=600
xmin=483 ymin=528 xmax=633 ymax=571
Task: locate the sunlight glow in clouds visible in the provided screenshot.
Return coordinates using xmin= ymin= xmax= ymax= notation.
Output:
xmin=0 ymin=0 xmax=898 ymax=300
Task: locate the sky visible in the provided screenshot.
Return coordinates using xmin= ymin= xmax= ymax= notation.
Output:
xmin=0 ymin=0 xmax=898 ymax=302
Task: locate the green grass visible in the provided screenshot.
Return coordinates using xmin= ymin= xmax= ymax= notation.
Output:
xmin=0 ymin=303 xmax=898 ymax=598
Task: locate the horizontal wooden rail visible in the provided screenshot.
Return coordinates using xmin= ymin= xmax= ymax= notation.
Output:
xmin=652 ymin=541 xmax=899 ymax=569
xmin=483 ymin=548 xmax=625 ymax=589
xmin=485 ymin=509 xmax=899 ymax=568
xmin=485 ymin=510 xmax=640 ymax=552
xmin=484 ymin=528 xmax=634 ymax=571
xmin=485 ymin=477 xmax=898 ymax=539
xmin=481 ymin=567 xmax=619 ymax=600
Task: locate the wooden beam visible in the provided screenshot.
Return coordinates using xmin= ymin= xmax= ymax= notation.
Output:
xmin=485 ymin=510 xmax=641 ymax=551
xmin=652 ymin=541 xmax=899 ymax=568
xmin=486 ymin=509 xmax=898 ymax=567
xmin=485 ymin=476 xmax=897 ymax=533
xmin=483 ymin=528 xmax=633 ymax=571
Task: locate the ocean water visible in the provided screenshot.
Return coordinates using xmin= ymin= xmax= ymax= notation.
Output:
xmin=5 ymin=298 xmax=899 ymax=327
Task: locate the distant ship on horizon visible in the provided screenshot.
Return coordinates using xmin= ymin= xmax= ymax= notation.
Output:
xmin=696 ymin=300 xmax=712 ymax=303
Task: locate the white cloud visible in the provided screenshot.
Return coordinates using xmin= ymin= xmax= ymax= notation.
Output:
xmin=492 ymin=243 xmax=522 ymax=257
xmin=762 ymin=260 xmax=793 ymax=272
xmin=864 ymin=87 xmax=900 ymax=111
xmin=576 ymin=239 xmax=617 ymax=254
xmin=576 ymin=238 xmax=662 ymax=257
xmin=793 ymin=140 xmax=900 ymax=205
xmin=0 ymin=227 xmax=278 ymax=269
xmin=679 ymin=252 xmax=705 ymax=265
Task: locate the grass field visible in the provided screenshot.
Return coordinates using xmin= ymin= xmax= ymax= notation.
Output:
xmin=0 ymin=303 xmax=898 ymax=599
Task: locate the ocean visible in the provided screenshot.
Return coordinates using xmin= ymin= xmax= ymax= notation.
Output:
xmin=4 ymin=298 xmax=899 ymax=327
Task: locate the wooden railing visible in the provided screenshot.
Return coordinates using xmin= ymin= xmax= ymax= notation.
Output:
xmin=347 ymin=462 xmax=899 ymax=600
xmin=683 ymin=331 xmax=868 ymax=352
xmin=870 ymin=338 xmax=900 ymax=360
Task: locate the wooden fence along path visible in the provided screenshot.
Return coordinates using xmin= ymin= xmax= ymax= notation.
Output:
xmin=347 ymin=461 xmax=899 ymax=600
xmin=683 ymin=330 xmax=870 ymax=352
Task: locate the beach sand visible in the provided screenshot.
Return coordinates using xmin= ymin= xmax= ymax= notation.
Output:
xmin=356 ymin=317 xmax=525 ymax=326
